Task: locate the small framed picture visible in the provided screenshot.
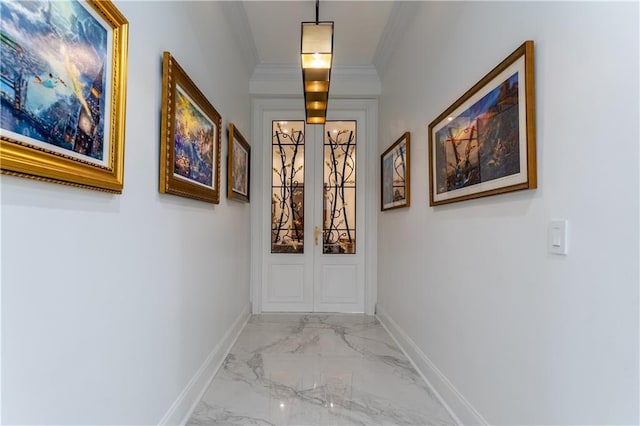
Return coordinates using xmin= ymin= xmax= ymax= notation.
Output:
xmin=227 ymin=123 xmax=250 ymax=202
xmin=381 ymin=132 xmax=410 ymax=211
xmin=159 ymin=52 xmax=221 ymax=203
xmin=428 ymin=40 xmax=536 ymax=206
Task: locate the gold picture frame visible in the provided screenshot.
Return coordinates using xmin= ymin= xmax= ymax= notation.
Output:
xmin=159 ymin=52 xmax=221 ymax=204
xmin=428 ymin=40 xmax=536 ymax=206
xmin=0 ymin=0 xmax=129 ymax=193
xmin=381 ymin=132 xmax=410 ymax=211
xmin=227 ymin=123 xmax=250 ymax=203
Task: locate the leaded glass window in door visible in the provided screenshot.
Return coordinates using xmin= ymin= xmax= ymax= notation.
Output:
xmin=271 ymin=121 xmax=305 ymax=253
xmin=323 ymin=121 xmax=356 ymax=254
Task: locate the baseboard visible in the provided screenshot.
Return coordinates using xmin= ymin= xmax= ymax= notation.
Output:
xmin=376 ymin=308 xmax=488 ymax=426
xmin=158 ymin=305 xmax=251 ymax=426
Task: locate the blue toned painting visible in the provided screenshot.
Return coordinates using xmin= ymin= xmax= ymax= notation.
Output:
xmin=0 ymin=0 xmax=108 ymax=160
xmin=382 ymin=153 xmax=394 ymax=205
xmin=173 ymin=88 xmax=215 ymax=188
xmin=435 ymin=73 xmax=520 ymax=194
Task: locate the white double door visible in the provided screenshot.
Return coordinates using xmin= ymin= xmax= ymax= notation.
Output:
xmin=255 ymin=101 xmax=371 ymax=313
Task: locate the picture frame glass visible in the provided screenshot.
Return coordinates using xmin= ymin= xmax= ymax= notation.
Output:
xmin=173 ymin=85 xmax=217 ymax=190
xmin=381 ymin=132 xmax=410 ymax=211
xmin=432 ymin=59 xmax=526 ymax=201
xmin=231 ymin=137 xmax=249 ymax=196
xmin=227 ymin=123 xmax=250 ymax=203
xmin=1 ymin=0 xmax=114 ymax=168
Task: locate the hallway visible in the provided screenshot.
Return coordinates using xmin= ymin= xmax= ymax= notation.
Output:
xmin=187 ymin=314 xmax=455 ymax=425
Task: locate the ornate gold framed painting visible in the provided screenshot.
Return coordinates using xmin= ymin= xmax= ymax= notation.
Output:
xmin=0 ymin=0 xmax=128 ymax=193
xmin=428 ymin=40 xmax=536 ymax=206
xmin=381 ymin=131 xmax=410 ymax=211
xmin=227 ymin=123 xmax=250 ymax=202
xmin=160 ymin=52 xmax=221 ymax=204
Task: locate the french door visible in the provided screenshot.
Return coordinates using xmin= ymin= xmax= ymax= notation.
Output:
xmin=252 ymin=100 xmax=374 ymax=313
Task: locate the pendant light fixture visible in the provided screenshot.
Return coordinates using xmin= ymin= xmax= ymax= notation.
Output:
xmin=301 ymin=0 xmax=334 ymax=124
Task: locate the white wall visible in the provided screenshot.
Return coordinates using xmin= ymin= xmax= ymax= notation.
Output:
xmin=377 ymin=2 xmax=639 ymax=425
xmin=1 ymin=1 xmax=251 ymax=424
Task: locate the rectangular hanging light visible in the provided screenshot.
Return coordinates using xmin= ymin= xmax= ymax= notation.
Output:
xmin=301 ymin=21 xmax=333 ymax=125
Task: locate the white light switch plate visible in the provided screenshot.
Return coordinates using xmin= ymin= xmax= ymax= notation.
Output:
xmin=548 ymin=220 xmax=568 ymax=255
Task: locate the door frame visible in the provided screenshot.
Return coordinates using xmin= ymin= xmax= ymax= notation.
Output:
xmin=250 ymin=97 xmax=378 ymax=314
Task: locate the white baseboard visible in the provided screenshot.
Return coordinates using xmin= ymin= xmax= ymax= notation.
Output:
xmin=158 ymin=305 xmax=251 ymax=426
xmin=376 ymin=308 xmax=488 ymax=426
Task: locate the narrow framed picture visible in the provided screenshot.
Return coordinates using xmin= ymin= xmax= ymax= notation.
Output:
xmin=227 ymin=123 xmax=250 ymax=202
xmin=0 ymin=0 xmax=129 ymax=193
xmin=381 ymin=131 xmax=410 ymax=211
xmin=159 ymin=52 xmax=221 ymax=204
xmin=428 ymin=40 xmax=536 ymax=206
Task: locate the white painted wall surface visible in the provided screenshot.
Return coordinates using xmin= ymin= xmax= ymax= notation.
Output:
xmin=377 ymin=2 xmax=639 ymax=425
xmin=1 ymin=1 xmax=251 ymax=424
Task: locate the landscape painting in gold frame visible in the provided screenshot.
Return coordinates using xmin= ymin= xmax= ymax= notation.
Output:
xmin=381 ymin=131 xmax=410 ymax=211
xmin=428 ymin=40 xmax=536 ymax=206
xmin=0 ymin=0 xmax=128 ymax=193
xmin=160 ymin=52 xmax=221 ymax=204
xmin=227 ymin=123 xmax=250 ymax=203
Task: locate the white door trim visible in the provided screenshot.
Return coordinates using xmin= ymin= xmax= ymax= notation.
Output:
xmin=250 ymin=97 xmax=378 ymax=314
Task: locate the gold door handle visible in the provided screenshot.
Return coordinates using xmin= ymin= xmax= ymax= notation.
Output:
xmin=314 ymin=226 xmax=321 ymax=246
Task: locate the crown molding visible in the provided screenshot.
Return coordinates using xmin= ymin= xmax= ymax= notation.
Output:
xmin=250 ymin=64 xmax=381 ymax=97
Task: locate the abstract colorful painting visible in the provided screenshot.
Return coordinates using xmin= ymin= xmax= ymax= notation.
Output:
xmin=174 ymin=87 xmax=215 ymax=188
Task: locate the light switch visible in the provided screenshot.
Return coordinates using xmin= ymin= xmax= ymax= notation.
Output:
xmin=548 ymin=220 xmax=568 ymax=255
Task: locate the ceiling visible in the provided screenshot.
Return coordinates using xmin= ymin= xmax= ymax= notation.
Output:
xmin=240 ymin=1 xmax=399 ymax=71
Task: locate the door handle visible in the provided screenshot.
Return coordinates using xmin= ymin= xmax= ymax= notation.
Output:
xmin=314 ymin=226 xmax=321 ymax=246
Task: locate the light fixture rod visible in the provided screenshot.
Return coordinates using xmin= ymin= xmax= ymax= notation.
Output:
xmin=316 ymin=0 xmax=319 ymax=23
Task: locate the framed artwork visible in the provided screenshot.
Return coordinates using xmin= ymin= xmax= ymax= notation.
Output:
xmin=159 ymin=52 xmax=221 ymax=204
xmin=381 ymin=131 xmax=410 ymax=211
xmin=428 ymin=40 xmax=536 ymax=206
xmin=0 ymin=0 xmax=129 ymax=193
xmin=227 ymin=123 xmax=250 ymax=202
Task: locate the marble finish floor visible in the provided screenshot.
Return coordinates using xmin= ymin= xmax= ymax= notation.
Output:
xmin=187 ymin=314 xmax=456 ymax=425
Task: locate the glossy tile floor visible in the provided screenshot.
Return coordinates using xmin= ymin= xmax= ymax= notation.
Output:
xmin=187 ymin=314 xmax=456 ymax=425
